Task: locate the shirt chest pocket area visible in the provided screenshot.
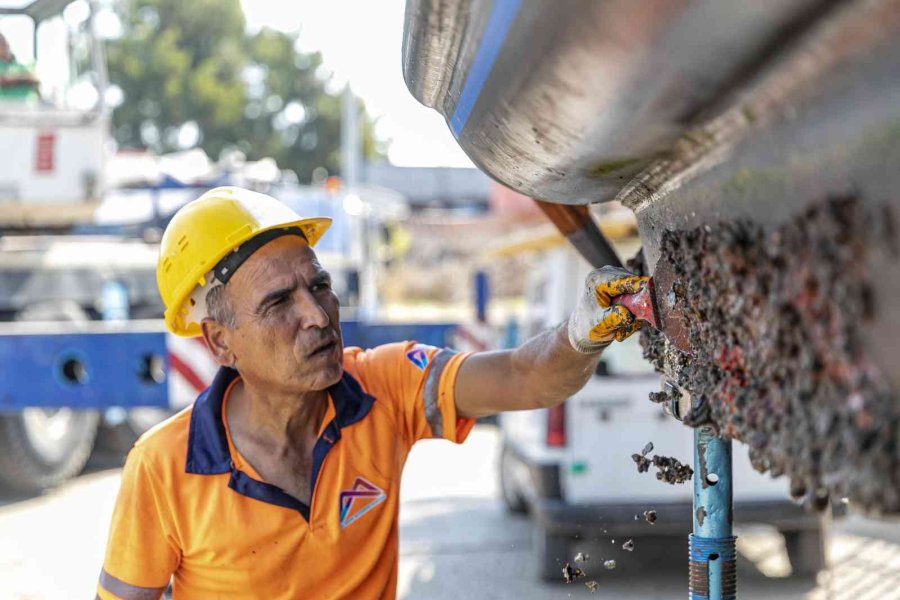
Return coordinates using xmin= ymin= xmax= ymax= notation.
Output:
xmin=314 ymin=433 xmax=399 ymax=535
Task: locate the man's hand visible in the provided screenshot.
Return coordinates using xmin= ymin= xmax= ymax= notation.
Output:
xmin=567 ymin=266 xmax=649 ymax=353
xmin=454 ymin=265 xmax=650 ymax=418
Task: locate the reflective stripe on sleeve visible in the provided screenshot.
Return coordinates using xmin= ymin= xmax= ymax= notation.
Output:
xmin=422 ymin=349 xmax=458 ymax=438
xmin=99 ymin=569 xmax=167 ymax=600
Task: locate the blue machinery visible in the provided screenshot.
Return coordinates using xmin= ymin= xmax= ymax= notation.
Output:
xmin=664 ymin=390 xmax=737 ymax=599
xmin=0 ymin=320 xmax=460 ymax=411
xmin=691 ymin=427 xmax=736 ymax=600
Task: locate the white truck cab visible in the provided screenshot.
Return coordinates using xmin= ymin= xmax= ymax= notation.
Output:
xmin=0 ymin=0 xmax=110 ymax=228
xmin=498 ymin=244 xmax=827 ymax=579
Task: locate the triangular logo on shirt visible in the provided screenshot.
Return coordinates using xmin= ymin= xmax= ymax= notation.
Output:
xmin=339 ymin=476 xmax=386 ymax=529
xmin=405 ymin=345 xmax=433 ymax=371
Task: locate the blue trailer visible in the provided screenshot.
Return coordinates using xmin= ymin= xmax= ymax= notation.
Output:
xmin=0 ymin=318 xmax=460 ymax=491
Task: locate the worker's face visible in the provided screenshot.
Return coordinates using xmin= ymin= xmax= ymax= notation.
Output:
xmin=206 ymin=235 xmax=343 ymax=394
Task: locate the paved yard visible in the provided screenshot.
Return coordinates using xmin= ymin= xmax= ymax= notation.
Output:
xmin=1 ymin=425 xmax=899 ymax=598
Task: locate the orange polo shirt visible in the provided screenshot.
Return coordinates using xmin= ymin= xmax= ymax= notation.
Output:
xmin=97 ymin=342 xmax=474 ymax=599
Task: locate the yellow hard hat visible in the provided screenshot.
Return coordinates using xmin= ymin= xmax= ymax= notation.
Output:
xmin=157 ymin=186 xmax=332 ymax=337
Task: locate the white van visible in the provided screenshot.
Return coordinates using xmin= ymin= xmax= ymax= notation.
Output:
xmin=498 ymin=245 xmax=825 ymax=579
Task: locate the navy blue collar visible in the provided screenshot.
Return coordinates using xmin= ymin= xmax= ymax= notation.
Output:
xmin=185 ymin=366 xmax=376 ymax=517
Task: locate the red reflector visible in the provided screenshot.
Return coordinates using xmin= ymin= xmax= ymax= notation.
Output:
xmin=546 ymin=402 xmax=566 ymax=447
xmin=35 ymin=131 xmax=56 ymax=173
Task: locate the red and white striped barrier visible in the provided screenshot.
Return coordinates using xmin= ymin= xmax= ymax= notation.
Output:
xmin=166 ymin=335 xmax=219 ymax=409
xmin=450 ymin=322 xmax=494 ymax=353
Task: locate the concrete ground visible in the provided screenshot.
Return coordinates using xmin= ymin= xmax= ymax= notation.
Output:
xmin=1 ymin=424 xmax=900 ymax=599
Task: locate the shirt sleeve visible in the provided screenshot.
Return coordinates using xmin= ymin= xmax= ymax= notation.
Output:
xmin=343 ymin=341 xmax=476 ymax=445
xmin=97 ymin=446 xmax=180 ymax=599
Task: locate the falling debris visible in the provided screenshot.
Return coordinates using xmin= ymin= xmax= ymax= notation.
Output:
xmin=574 ymin=552 xmax=589 ymax=563
xmin=603 ymin=559 xmax=617 ymax=570
xmin=562 ymin=562 xmax=586 ymax=584
xmin=631 ymin=441 xmax=656 ymax=474
xmin=585 ymin=580 xmax=599 ymax=593
xmin=631 ymin=453 xmax=651 ymax=474
xmin=631 ymin=446 xmax=693 ymax=484
xmin=643 ymin=510 xmax=658 ymax=524
xmin=622 ymin=539 xmax=635 ymax=552
xmin=653 ymin=455 xmax=694 ymax=484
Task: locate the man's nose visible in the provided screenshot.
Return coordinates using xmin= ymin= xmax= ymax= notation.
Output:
xmin=293 ymin=290 xmax=330 ymax=329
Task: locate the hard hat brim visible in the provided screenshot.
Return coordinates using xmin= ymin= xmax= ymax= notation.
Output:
xmin=165 ymin=216 xmax=332 ymax=337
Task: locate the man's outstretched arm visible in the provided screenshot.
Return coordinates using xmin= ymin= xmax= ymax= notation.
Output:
xmin=454 ymin=266 xmax=648 ymax=418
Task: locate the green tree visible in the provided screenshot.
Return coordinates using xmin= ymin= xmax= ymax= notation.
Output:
xmin=106 ymin=0 xmax=381 ymax=182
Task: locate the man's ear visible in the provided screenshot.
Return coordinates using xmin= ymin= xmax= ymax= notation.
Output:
xmin=201 ymin=319 xmax=236 ymax=368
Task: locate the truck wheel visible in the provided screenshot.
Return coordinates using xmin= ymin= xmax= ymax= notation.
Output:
xmin=783 ymin=527 xmax=826 ymax=577
xmin=500 ymin=443 xmax=528 ymax=514
xmin=533 ymin=525 xmax=569 ymax=581
xmin=95 ymin=407 xmax=172 ymax=454
xmin=0 ymin=409 xmax=100 ymax=492
xmin=4 ymin=301 xmax=101 ymax=491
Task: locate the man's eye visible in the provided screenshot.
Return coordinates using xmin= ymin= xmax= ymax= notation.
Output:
xmin=268 ymin=296 xmax=289 ymax=310
xmin=312 ymin=282 xmax=331 ymax=292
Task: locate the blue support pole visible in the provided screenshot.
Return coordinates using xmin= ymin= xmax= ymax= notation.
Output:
xmin=474 ymin=270 xmax=490 ymax=324
xmin=690 ymin=426 xmax=737 ymax=600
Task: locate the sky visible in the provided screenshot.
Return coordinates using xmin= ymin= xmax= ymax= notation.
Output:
xmin=240 ymin=0 xmax=473 ymax=168
xmin=0 ymin=0 xmax=471 ymax=167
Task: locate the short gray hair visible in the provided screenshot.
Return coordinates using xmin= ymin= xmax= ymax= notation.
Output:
xmin=205 ymin=284 xmax=236 ymax=328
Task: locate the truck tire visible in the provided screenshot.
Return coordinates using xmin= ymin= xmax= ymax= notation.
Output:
xmin=0 ymin=409 xmax=100 ymax=492
xmin=92 ymin=303 xmax=171 ymax=456
xmin=3 ymin=301 xmax=100 ymax=491
xmin=500 ymin=443 xmax=528 ymax=514
xmin=533 ymin=524 xmax=569 ymax=581
xmin=94 ymin=407 xmax=172 ymax=454
xmin=783 ymin=526 xmax=826 ymax=577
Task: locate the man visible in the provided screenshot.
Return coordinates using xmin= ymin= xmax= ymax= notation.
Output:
xmin=97 ymin=186 xmax=647 ymax=599
xmin=0 ymin=33 xmax=38 ymax=100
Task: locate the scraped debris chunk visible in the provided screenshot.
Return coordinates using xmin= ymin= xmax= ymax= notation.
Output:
xmin=652 ymin=455 xmax=694 ymax=484
xmin=631 ymin=453 xmax=651 ymax=474
xmin=631 ymin=446 xmax=693 ymax=484
xmin=603 ymin=559 xmax=616 ymax=570
xmin=585 ymin=581 xmax=599 ymax=593
xmin=643 ymin=510 xmax=658 ymax=524
xmin=574 ymin=552 xmax=589 ymax=563
xmin=622 ymin=539 xmax=635 ymax=552
xmin=631 ymin=441 xmax=656 ymax=474
xmin=562 ymin=562 xmax=585 ymax=584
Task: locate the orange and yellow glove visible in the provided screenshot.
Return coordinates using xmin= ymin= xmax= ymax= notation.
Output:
xmin=567 ymin=266 xmax=649 ymax=353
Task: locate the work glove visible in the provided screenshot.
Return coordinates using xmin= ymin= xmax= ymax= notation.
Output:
xmin=567 ymin=266 xmax=649 ymax=353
